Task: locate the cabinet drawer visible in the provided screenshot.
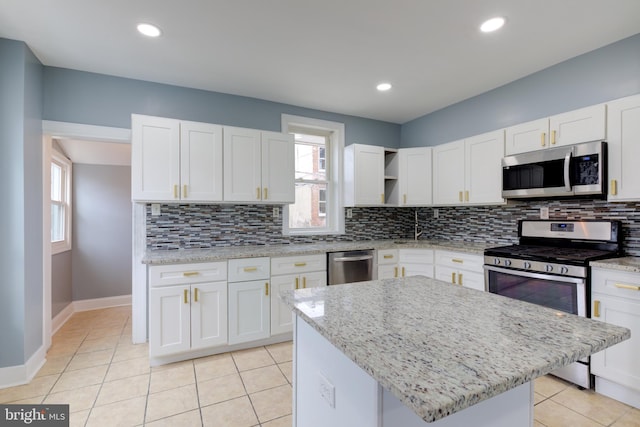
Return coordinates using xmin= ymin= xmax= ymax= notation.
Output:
xmin=398 ymin=249 xmax=433 ymax=264
xmin=377 ymin=249 xmax=398 ymax=265
xmin=228 ymin=257 xmax=270 ymax=282
xmin=434 ymin=250 xmax=483 ymax=273
xmin=592 ymin=268 xmax=640 ymax=301
xmin=271 ymin=254 xmax=326 ymax=275
xmin=149 ymin=262 xmax=227 ymax=287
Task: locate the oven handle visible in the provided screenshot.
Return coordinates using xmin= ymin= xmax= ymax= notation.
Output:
xmin=564 ymin=150 xmax=572 ymax=192
xmin=484 ymin=265 xmax=585 ymax=285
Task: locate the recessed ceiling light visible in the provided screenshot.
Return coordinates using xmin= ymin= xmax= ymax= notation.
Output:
xmin=480 ymin=17 xmax=505 ymax=33
xmin=377 ymin=83 xmax=392 ymax=92
xmin=137 ymin=23 xmax=162 ymax=37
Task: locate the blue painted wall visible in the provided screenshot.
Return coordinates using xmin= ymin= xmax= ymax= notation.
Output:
xmin=0 ymin=38 xmax=43 ymax=368
xmin=401 ymin=33 xmax=640 ymax=147
xmin=42 ymin=68 xmax=401 ymax=148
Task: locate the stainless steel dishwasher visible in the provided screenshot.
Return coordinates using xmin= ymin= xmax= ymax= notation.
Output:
xmin=327 ymin=249 xmax=376 ymax=285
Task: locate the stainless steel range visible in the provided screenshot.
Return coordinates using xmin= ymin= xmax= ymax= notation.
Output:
xmin=484 ymin=219 xmax=622 ymax=388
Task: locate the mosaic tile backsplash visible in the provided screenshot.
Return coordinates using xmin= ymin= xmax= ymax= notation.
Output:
xmin=146 ymin=199 xmax=640 ymax=256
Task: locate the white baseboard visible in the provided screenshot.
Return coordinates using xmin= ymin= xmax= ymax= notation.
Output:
xmin=73 ymin=294 xmax=132 ymax=312
xmin=0 ymin=345 xmax=46 ymax=390
xmin=52 ymin=303 xmax=75 ymax=335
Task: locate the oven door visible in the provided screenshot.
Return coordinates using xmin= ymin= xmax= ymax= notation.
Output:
xmin=484 ymin=265 xmax=586 ymax=317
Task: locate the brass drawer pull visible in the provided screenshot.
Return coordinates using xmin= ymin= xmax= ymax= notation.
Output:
xmin=394 ymin=266 xmax=398 ymax=277
xmin=401 ymin=267 xmax=405 ymax=277
xmin=295 ymin=277 xmax=299 ymax=290
xmin=243 ymin=266 xmax=258 ymax=272
xmin=303 ymin=277 xmax=307 ymax=288
xmin=452 ymin=259 xmax=463 ymax=264
xmin=294 ymin=262 xmax=307 ymax=267
xmin=183 ymin=289 xmax=189 ymax=304
xmin=551 ymin=130 xmax=557 ymax=145
xmin=465 ymin=191 xmax=469 ymax=202
xmin=174 ymin=184 xmax=178 ymax=199
xmin=265 ymin=282 xmax=269 ymax=296
xmin=614 ymin=283 xmax=640 ymax=291
xmin=540 ymin=132 xmax=546 ymax=147
xmin=451 ymin=272 xmax=456 ymax=284
xmin=183 ymin=272 xmax=199 ymax=277
xmin=403 ymin=194 xmax=407 ymax=204
xmin=256 ymin=187 xmax=261 ymax=199
xmin=383 ymin=255 xmax=394 ymax=259
xmin=263 ymin=187 xmax=268 ymax=200
xmin=611 ymin=179 xmax=618 ymax=196
xmin=458 ymin=191 xmax=463 ymax=202
xmin=458 ymin=273 xmax=463 ymax=286
xmin=594 ymin=300 xmax=600 ymax=317
xmin=183 ymin=184 xmax=188 ymax=198
xmin=194 ymin=288 xmax=199 ymax=302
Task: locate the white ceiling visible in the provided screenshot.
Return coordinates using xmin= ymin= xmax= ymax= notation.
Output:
xmin=1 ymin=0 xmax=639 ymax=124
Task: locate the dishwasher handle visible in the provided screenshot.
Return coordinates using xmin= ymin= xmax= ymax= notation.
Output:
xmin=331 ymin=255 xmax=374 ymax=262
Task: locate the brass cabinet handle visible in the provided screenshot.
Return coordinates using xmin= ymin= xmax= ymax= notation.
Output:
xmin=294 ymin=262 xmax=307 ymax=267
xmin=402 ymin=267 xmax=405 ymax=277
xmin=265 ymin=282 xmax=269 ymax=296
xmin=458 ymin=273 xmax=463 ymax=286
xmin=541 ymin=132 xmax=546 ymax=147
xmin=243 ymin=266 xmax=258 ymax=272
xmin=394 ymin=266 xmax=398 ymax=277
xmin=465 ymin=191 xmax=469 ymax=202
xmin=263 ymin=187 xmax=268 ymax=200
xmin=452 ymin=259 xmax=464 ymax=264
xmin=256 ymin=187 xmax=261 ymax=199
xmin=184 ymin=289 xmax=189 ymax=304
xmin=594 ymin=300 xmax=600 ymax=317
xmin=295 ymin=277 xmax=299 ymax=290
xmin=403 ymin=194 xmax=407 ymax=204
xmin=611 ymin=180 xmax=618 ymax=196
xmin=183 ymin=271 xmax=199 ymax=277
xmin=183 ymin=185 xmax=187 ymax=198
xmin=194 ymin=287 xmax=199 ymax=302
xmin=458 ymin=191 xmax=463 ymax=202
xmin=451 ymin=272 xmax=456 ymax=284
xmin=174 ymin=184 xmax=178 ymax=199
xmin=383 ymin=255 xmax=394 ymax=259
xmin=303 ymin=277 xmax=307 ymax=288
xmin=380 ymin=194 xmax=385 ymax=204
xmin=614 ymin=283 xmax=640 ymax=291
xmin=551 ymin=130 xmax=557 ymax=145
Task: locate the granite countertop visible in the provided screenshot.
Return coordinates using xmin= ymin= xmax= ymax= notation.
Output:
xmin=142 ymin=239 xmax=495 ymax=264
xmin=591 ymin=256 xmax=640 ymax=273
xmin=280 ymin=276 xmax=630 ymax=423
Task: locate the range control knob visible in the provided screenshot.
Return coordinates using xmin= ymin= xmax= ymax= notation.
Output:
xmin=494 ymin=258 xmax=501 ymax=265
xmin=546 ymin=264 xmax=554 ymax=272
xmin=504 ymin=259 xmax=512 ymax=267
xmin=523 ymin=262 xmax=532 ymax=269
xmin=560 ymin=267 xmax=569 ymax=274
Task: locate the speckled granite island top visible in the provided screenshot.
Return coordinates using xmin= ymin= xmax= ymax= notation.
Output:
xmin=280 ymin=276 xmax=630 ymax=423
xmin=143 ymin=239 xmax=493 ymax=264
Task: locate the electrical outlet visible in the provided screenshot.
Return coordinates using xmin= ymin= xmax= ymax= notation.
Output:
xmin=540 ymin=207 xmax=549 ymax=220
xmin=433 ymin=208 xmax=439 ymax=219
xmin=273 ymin=207 xmax=280 ymax=218
xmin=318 ymin=373 xmax=335 ymax=408
xmin=346 ymin=208 xmax=353 ymax=219
xmin=151 ymin=203 xmax=161 ymax=216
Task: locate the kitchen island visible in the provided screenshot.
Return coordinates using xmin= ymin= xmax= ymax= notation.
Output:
xmin=280 ymin=276 xmax=630 ymax=426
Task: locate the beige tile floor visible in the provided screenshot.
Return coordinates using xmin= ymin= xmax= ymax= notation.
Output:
xmin=1 ymin=306 xmax=639 ymax=427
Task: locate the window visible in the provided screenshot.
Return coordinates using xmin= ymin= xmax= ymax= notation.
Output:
xmin=51 ymin=150 xmax=72 ymax=253
xmin=281 ymin=114 xmax=344 ymax=235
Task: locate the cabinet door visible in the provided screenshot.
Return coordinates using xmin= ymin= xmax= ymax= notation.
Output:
xmin=223 ymin=126 xmax=262 ymax=202
xmin=402 ymin=263 xmax=434 ymax=278
xmin=465 ymin=130 xmax=505 ymax=205
xmin=355 ymin=145 xmax=385 ymax=205
xmin=378 ymin=264 xmax=398 ymax=279
xmin=270 ymin=274 xmax=297 ymax=335
xmin=131 ymin=115 xmax=181 ymax=201
xmin=435 ymin=265 xmax=458 ymax=285
xmin=549 ymin=104 xmax=606 ymax=148
xmin=505 ymin=118 xmax=549 ymax=155
xmin=191 ymin=282 xmax=227 ymax=350
xmin=591 ymin=294 xmax=640 ymax=390
xmin=607 ymin=94 xmax=640 ymax=201
xmin=228 ymin=280 xmax=270 ymax=344
xmin=262 ymin=131 xmax=295 ymax=203
xmin=301 ymin=271 xmax=327 ymax=289
xmin=460 ymin=271 xmax=485 ymax=291
xmin=432 ymin=140 xmax=465 ymax=205
xmin=399 ymin=147 xmax=432 ymax=206
xmin=149 ymin=285 xmax=191 ymax=357
xmin=180 ymin=121 xmax=223 ymax=202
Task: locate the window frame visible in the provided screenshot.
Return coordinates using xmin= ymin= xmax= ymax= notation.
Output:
xmin=51 ymin=149 xmax=72 ymax=254
xmin=281 ymin=114 xmax=344 ymax=236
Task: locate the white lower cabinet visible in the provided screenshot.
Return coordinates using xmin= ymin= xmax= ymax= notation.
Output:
xmin=377 ymin=248 xmax=434 ymax=279
xmin=591 ymin=267 xmax=640 ymax=407
xmin=270 ymin=254 xmax=327 ymax=335
xmin=149 ymin=262 xmax=228 ymax=358
xmin=434 ymin=250 xmax=485 ymax=291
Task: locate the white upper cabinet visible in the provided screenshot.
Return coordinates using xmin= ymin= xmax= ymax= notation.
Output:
xmin=223 ymin=127 xmax=295 ymax=203
xmin=433 ymin=129 xmax=504 ymax=206
xmin=398 ymin=147 xmax=432 ymax=206
xmin=132 ymin=115 xmax=223 ymax=202
xmin=607 ymin=94 xmax=640 ymax=201
xmin=344 ymin=144 xmax=385 ymax=206
xmin=505 ymin=104 xmax=606 ymax=155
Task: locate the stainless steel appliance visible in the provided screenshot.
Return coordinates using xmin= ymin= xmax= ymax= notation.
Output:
xmin=484 ymin=220 xmax=622 ymax=388
xmin=327 ymin=249 xmax=376 ymax=285
xmin=502 ymin=140 xmax=606 ymax=199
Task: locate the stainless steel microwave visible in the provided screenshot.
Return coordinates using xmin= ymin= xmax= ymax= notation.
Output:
xmin=502 ymin=140 xmax=606 ymax=199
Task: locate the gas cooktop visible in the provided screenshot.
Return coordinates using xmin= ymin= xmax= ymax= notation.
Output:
xmin=484 ymin=244 xmax=618 ymax=265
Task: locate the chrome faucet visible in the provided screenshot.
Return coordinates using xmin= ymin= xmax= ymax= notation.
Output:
xmin=414 ymin=209 xmax=423 ymax=241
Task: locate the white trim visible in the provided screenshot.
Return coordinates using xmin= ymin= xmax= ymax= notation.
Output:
xmin=42 ymin=121 xmax=131 ymax=143
xmin=281 ymin=114 xmax=345 ymax=236
xmin=0 ymin=346 xmax=46 ymax=390
xmin=132 ymin=202 xmax=148 ymax=344
xmin=73 ymin=295 xmax=132 ymax=312
xmin=42 ymin=136 xmax=52 ymax=351
xmin=51 ymin=150 xmax=72 ymax=255
xmin=51 ymin=303 xmax=75 ymax=335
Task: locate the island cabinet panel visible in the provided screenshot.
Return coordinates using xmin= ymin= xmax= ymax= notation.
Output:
xmin=591 ymin=267 xmax=640 ymax=407
xmin=607 ymin=94 xmax=640 ymax=201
